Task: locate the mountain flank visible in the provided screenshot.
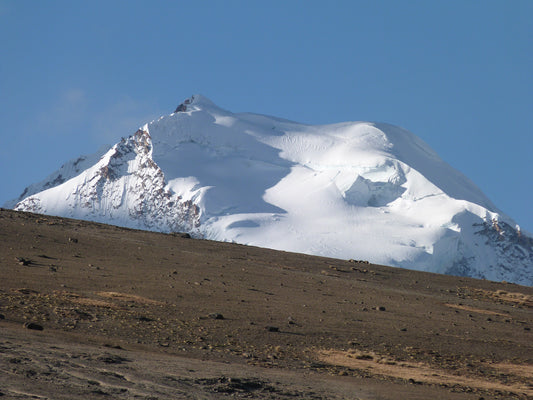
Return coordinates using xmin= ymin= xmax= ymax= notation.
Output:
xmin=9 ymin=95 xmax=533 ymax=285
xmin=1 ymin=208 xmax=532 ymax=399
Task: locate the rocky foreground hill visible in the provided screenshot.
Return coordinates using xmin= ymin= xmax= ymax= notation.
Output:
xmin=0 ymin=208 xmax=532 ymax=399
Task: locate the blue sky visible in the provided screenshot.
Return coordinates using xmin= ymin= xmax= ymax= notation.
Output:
xmin=1 ymin=1 xmax=532 ymax=232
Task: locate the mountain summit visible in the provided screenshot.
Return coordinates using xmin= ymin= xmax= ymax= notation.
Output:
xmin=10 ymin=95 xmax=533 ymax=285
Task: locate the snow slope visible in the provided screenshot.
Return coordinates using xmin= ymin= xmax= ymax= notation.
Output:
xmin=11 ymin=95 xmax=533 ymax=285
xmin=4 ymin=144 xmax=111 ymax=209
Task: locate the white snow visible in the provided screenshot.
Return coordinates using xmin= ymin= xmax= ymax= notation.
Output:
xmin=11 ymin=95 xmax=533 ymax=285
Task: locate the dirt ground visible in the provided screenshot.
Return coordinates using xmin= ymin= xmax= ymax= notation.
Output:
xmin=1 ymin=208 xmax=532 ymax=399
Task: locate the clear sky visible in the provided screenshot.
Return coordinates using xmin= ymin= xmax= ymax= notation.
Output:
xmin=1 ymin=1 xmax=532 ymax=232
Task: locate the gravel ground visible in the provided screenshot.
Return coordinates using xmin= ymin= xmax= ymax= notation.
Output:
xmin=1 ymin=208 xmax=532 ymax=399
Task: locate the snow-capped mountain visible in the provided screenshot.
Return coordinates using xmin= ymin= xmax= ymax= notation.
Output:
xmin=10 ymin=95 xmax=533 ymax=285
xmin=4 ymin=144 xmax=111 ymax=209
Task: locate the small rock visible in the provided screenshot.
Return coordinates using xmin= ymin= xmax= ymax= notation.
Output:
xmin=23 ymin=322 xmax=43 ymax=331
xmin=97 ymin=354 xmax=129 ymax=364
xmin=266 ymin=326 xmax=279 ymax=332
xmin=0 ymin=314 xmax=5 ymax=320
xmin=376 ymin=306 xmax=386 ymax=311
xmin=68 ymin=237 xmax=78 ymax=243
xmin=348 ymin=259 xmax=369 ymax=264
xmin=209 ymin=313 xmax=224 ymax=320
xmin=15 ymin=257 xmax=31 ymax=266
xmin=172 ymin=232 xmax=191 ymax=238
xmin=103 ymin=344 xmax=123 ymax=349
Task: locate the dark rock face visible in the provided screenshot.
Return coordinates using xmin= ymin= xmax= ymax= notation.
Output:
xmin=175 ymin=103 xmax=187 ymax=113
xmin=471 ymin=220 xmax=533 ymax=282
xmin=174 ymin=96 xmax=194 ymax=113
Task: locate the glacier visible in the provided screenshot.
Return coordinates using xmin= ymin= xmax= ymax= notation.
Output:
xmin=10 ymin=95 xmax=533 ymax=285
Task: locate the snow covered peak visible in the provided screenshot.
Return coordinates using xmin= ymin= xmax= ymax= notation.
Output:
xmin=174 ymin=94 xmax=218 ymax=113
xmin=11 ymin=97 xmax=533 ymax=285
xmin=188 ymin=94 xmax=217 ymax=107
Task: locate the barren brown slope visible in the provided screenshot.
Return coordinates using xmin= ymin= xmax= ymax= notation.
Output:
xmin=0 ymin=208 xmax=532 ymax=399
